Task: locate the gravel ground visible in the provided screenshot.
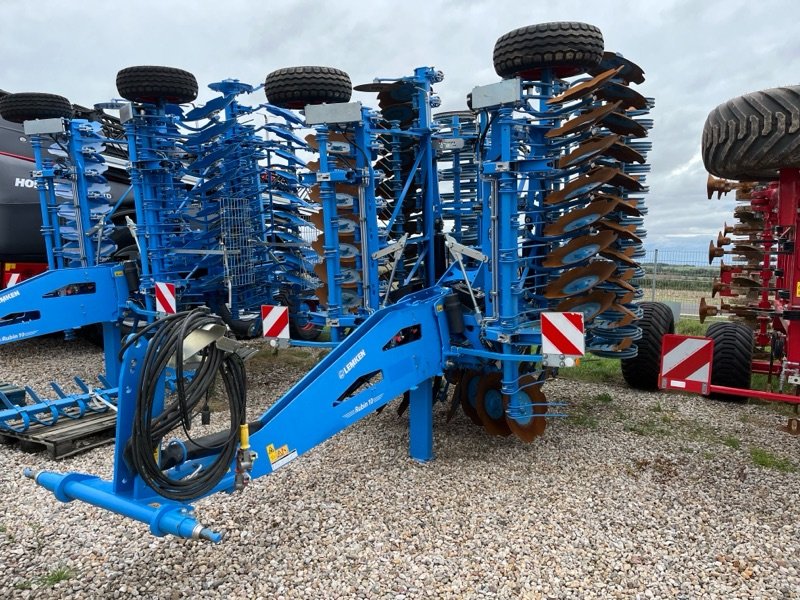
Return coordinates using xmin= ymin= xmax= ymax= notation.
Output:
xmin=0 ymin=336 xmax=799 ymax=599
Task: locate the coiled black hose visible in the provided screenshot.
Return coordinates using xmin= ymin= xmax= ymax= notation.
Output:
xmin=124 ymin=308 xmax=247 ymax=501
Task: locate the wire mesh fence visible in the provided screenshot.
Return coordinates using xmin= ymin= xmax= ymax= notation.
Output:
xmin=637 ymin=249 xmax=713 ymax=316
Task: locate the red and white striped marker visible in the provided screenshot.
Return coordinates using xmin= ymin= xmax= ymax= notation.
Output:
xmin=658 ymin=334 xmax=713 ymax=394
xmin=261 ymin=305 xmax=289 ymax=340
xmin=541 ymin=312 xmax=585 ymax=357
xmin=6 ymin=273 xmax=21 ymax=287
xmin=154 ymin=282 xmax=176 ymax=314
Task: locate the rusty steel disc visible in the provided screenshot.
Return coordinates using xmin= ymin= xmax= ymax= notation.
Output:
xmin=545 ymin=101 xmax=623 ymax=139
xmin=308 ymin=210 xmax=324 ymax=229
xmin=597 ymin=219 xmax=642 ymax=243
xmin=594 ymin=82 xmax=648 ymax=110
xmin=475 ymin=373 xmax=512 ymax=437
xmin=547 ymin=67 xmax=623 ymax=105
xmin=543 ymin=230 xmax=618 ymax=268
xmin=503 ymin=385 xmax=548 ymax=442
xmin=601 ymin=247 xmax=639 ymax=267
xmin=603 ymin=141 xmax=646 ymax=164
xmin=588 ymin=166 xmax=643 ymax=191
xmin=543 ymin=197 xmax=620 ymax=236
xmin=546 ymin=167 xmax=622 ymax=205
xmin=605 ymin=275 xmax=636 ymax=293
xmin=731 ymin=276 xmax=761 ymax=288
xmin=554 ymin=290 xmax=616 ymax=322
xmin=354 ymin=82 xmax=399 ymax=93
xmin=544 ymin=261 xmax=617 ymax=299
xmin=599 ymin=111 xmax=647 ymax=138
xmin=458 ymin=371 xmax=484 ymax=426
xmin=589 ymin=52 xmax=645 ymax=85
xmin=557 ymin=135 xmax=621 ymax=169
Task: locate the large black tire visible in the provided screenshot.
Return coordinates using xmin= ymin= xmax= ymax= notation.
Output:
xmin=621 ymin=302 xmax=675 ymax=391
xmin=0 ymin=92 xmax=72 ymax=123
xmin=706 ymin=321 xmax=753 ymax=401
xmin=493 ymin=22 xmax=604 ymax=79
xmin=702 ymin=85 xmax=800 ymax=181
xmin=264 ymin=66 xmax=352 ymax=109
xmin=116 ymin=66 xmax=198 ymax=105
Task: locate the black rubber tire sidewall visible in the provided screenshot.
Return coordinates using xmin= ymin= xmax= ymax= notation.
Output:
xmin=621 ymin=302 xmax=675 ymax=391
xmin=264 ymin=66 xmax=352 ymax=109
xmin=493 ymin=22 xmax=604 ymax=79
xmin=0 ymin=93 xmax=72 ymax=123
xmin=702 ymin=85 xmax=800 ymax=181
xmin=705 ymin=321 xmax=753 ymax=401
xmin=116 ymin=66 xmax=198 ymax=105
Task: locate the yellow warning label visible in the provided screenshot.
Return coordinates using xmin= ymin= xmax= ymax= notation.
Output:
xmin=4 ymin=263 xmax=15 ymax=271
xmin=796 ymin=282 xmax=800 ymax=298
xmin=267 ymin=443 xmax=290 ymax=464
xmin=266 ymin=443 xmax=298 ymax=470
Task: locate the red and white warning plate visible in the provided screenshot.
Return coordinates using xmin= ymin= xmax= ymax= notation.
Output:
xmin=261 ymin=305 xmax=289 ymax=340
xmin=154 ymin=282 xmax=176 ymax=314
xmin=541 ymin=312 xmax=585 ymax=366
xmin=659 ymin=334 xmax=713 ymax=394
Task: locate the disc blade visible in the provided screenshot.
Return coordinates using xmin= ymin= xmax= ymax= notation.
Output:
xmin=557 ymin=135 xmax=621 ymax=170
xmin=599 ymin=112 xmax=647 ymax=138
xmin=504 ymin=385 xmax=547 ymax=442
xmin=543 ymin=198 xmax=618 ymax=236
xmin=554 ymin=290 xmax=616 ymax=321
xmin=546 ymin=67 xmax=623 ymax=105
xmin=545 ymin=101 xmax=623 ymax=139
xmin=594 ymin=82 xmax=649 ymax=110
xmin=597 ymin=219 xmax=642 ymax=243
xmin=589 ymin=52 xmax=646 ymax=85
xmin=545 ymin=167 xmax=622 ymax=205
xmin=544 ymin=261 xmax=617 ymax=298
xmin=475 ymin=373 xmax=512 ymax=437
xmin=459 ymin=371 xmax=484 ymax=426
xmin=543 ymin=231 xmax=618 ymax=268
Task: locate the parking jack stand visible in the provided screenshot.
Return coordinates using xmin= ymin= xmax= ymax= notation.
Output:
xmin=409 ymin=379 xmax=434 ymax=462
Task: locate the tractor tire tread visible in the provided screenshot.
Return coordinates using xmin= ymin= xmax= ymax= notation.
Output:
xmin=493 ymin=22 xmax=604 ymax=79
xmin=264 ymin=66 xmax=352 ymax=109
xmin=621 ymin=302 xmax=674 ymax=391
xmin=0 ymin=93 xmax=72 ymax=123
xmin=702 ymin=85 xmax=800 ymax=180
xmin=116 ymin=66 xmax=198 ymax=105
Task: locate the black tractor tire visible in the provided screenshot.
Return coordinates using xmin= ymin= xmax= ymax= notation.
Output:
xmin=705 ymin=321 xmax=753 ymax=401
xmin=621 ymin=302 xmax=675 ymax=391
xmin=264 ymin=66 xmax=352 ymax=109
xmin=0 ymin=92 xmax=72 ymax=123
xmin=116 ymin=66 xmax=198 ymax=105
xmin=702 ymin=85 xmax=800 ymax=181
xmin=493 ymin=22 xmax=604 ymax=79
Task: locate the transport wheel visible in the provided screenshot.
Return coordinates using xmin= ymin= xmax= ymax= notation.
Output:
xmin=116 ymin=66 xmax=199 ymax=105
xmin=702 ymin=85 xmax=800 ymax=180
xmin=705 ymin=321 xmax=753 ymax=402
xmin=264 ymin=66 xmax=352 ymax=109
xmin=621 ymin=302 xmax=674 ymax=391
xmin=475 ymin=373 xmax=512 ymax=436
xmin=0 ymin=92 xmax=72 ymax=123
xmin=458 ymin=370 xmax=484 ymax=426
xmin=286 ymin=298 xmax=323 ymax=341
xmin=493 ymin=22 xmax=604 ymax=79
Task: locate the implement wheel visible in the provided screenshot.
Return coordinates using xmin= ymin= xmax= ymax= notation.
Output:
xmin=264 ymin=66 xmax=352 ymax=109
xmin=621 ymin=302 xmax=674 ymax=391
xmin=0 ymin=92 xmax=72 ymax=123
xmin=116 ymin=66 xmax=198 ymax=105
xmin=705 ymin=321 xmax=753 ymax=402
xmin=493 ymin=22 xmax=604 ymax=79
xmin=702 ymin=85 xmax=800 ymax=180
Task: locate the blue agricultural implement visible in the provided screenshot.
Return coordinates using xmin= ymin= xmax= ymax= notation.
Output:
xmin=7 ymin=22 xmax=667 ymax=537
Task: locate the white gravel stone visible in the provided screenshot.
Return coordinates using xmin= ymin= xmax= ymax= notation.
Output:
xmin=0 ymin=336 xmax=798 ymax=599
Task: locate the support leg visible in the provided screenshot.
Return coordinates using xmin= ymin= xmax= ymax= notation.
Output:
xmin=101 ymin=322 xmax=122 ymax=385
xmin=409 ymin=378 xmax=434 ymax=462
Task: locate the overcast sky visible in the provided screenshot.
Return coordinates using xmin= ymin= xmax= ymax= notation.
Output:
xmin=2 ymin=0 xmax=798 ymax=256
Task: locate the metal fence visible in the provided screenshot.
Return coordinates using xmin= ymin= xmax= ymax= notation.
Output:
xmin=637 ymin=249 xmax=713 ymax=316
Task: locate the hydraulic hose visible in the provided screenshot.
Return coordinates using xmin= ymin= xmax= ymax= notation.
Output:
xmin=125 ymin=308 xmax=247 ymax=501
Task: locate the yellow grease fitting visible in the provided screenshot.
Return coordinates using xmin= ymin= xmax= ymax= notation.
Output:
xmin=239 ymin=424 xmax=251 ymax=450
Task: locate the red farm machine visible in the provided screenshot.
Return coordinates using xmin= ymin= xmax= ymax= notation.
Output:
xmin=665 ymin=84 xmax=800 ymax=429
